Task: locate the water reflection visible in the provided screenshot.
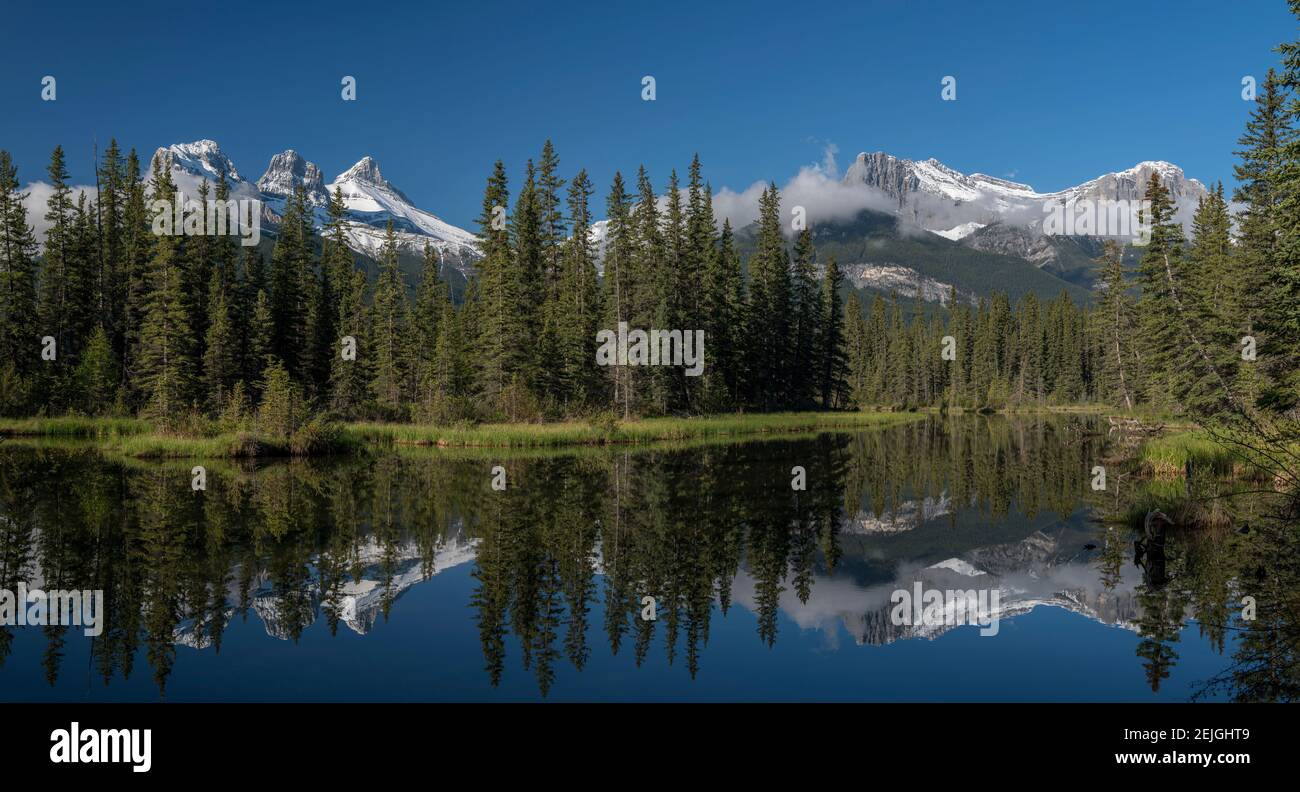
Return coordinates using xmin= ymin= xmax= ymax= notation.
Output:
xmin=0 ymin=416 xmax=1293 ymax=700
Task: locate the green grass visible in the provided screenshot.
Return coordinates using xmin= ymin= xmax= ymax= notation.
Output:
xmin=348 ymin=411 xmax=923 ymax=449
xmin=104 ymin=429 xmax=360 ymax=459
xmin=0 ymin=416 xmax=152 ymax=438
xmin=2 ymin=411 xmax=922 ymax=457
xmin=1139 ymin=430 xmax=1243 ymax=478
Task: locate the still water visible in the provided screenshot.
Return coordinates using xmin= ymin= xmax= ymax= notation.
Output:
xmin=0 ymin=416 xmax=1279 ymax=701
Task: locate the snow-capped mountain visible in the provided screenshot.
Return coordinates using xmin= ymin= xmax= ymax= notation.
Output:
xmin=150 ymin=140 xmax=481 ymax=281
xmin=841 ymin=151 xmax=1208 ymax=273
xmin=146 ymin=140 xmax=1209 ymax=296
xmin=151 ymin=139 xmax=244 ymax=183
xmin=256 ymin=150 xmax=329 ymax=207
xmin=843 ymin=151 xmax=1206 ymax=232
xmin=320 ymin=154 xmax=480 ymax=266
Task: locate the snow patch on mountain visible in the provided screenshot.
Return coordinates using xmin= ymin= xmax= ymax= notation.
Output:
xmin=932 ymin=221 xmax=985 ymax=241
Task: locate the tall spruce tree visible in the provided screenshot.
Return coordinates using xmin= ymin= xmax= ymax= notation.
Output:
xmin=601 ymin=171 xmax=637 ymax=417
xmin=0 ymin=153 xmax=39 ymax=389
xmin=1095 ymin=241 xmax=1133 ymax=409
xmin=137 ymin=164 xmax=197 ymax=420
xmin=370 ymin=221 xmax=409 ymax=414
xmin=817 ymin=255 xmax=849 ymax=408
xmin=789 ymin=227 xmax=820 ymax=408
xmin=745 ymin=183 xmax=791 ymax=410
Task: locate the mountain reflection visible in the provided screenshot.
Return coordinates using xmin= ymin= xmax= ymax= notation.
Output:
xmin=0 ymin=416 xmax=1294 ymax=700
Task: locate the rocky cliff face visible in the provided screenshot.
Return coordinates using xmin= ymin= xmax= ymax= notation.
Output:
xmin=257 ymin=150 xmax=330 ymax=207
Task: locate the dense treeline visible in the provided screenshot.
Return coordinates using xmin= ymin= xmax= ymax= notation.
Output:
xmin=1 ymin=5 xmax=1299 ymax=428
xmin=0 ymin=144 xmax=852 ymax=428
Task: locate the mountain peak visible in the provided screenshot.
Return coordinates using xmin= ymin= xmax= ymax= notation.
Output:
xmin=258 ymin=149 xmax=329 ymax=206
xmin=337 ymin=156 xmax=385 ymax=185
xmin=153 ymin=139 xmax=241 ymax=182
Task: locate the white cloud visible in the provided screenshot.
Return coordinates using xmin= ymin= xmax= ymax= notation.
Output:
xmin=20 ymin=181 xmax=99 ymax=245
xmin=712 ymin=144 xmax=896 ymax=234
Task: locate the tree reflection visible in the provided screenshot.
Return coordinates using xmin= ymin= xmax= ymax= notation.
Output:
xmin=0 ymin=415 xmax=1293 ymax=700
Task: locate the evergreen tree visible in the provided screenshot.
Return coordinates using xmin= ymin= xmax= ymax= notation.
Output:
xmin=1233 ymin=69 xmax=1291 ymax=334
xmin=75 ymin=325 xmax=117 ymax=415
xmin=600 ymin=171 xmax=637 ymax=417
xmin=120 ymin=149 xmax=151 ymax=405
xmin=370 ymin=221 xmax=409 ymax=414
xmin=556 ymin=168 xmax=601 ymax=408
xmin=1260 ymin=10 xmax=1300 ymax=410
xmin=631 ymin=166 xmax=665 ymax=412
xmin=137 ymin=165 xmax=197 ymax=420
xmin=96 ymin=139 xmax=128 ymax=358
xmin=411 ymin=243 xmax=444 ymax=414
xmin=475 ymin=160 xmax=528 ymax=409
xmin=745 ymin=183 xmax=791 ymax=409
xmin=203 ymin=267 xmax=238 ymax=413
xmin=267 ymin=185 xmax=310 ymax=379
xmin=817 ymin=255 xmax=849 ymax=408
xmin=37 ymin=145 xmax=86 ymax=392
xmin=789 ymin=227 xmax=820 ymax=408
xmin=0 ymin=151 xmax=40 ymax=410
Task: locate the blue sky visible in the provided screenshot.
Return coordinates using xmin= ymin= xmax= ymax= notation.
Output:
xmin=2 ymin=0 xmax=1296 ymax=228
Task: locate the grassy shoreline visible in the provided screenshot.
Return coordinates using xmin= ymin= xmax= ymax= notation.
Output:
xmin=0 ymin=411 xmax=925 ymax=458
xmin=1136 ymin=428 xmax=1295 ymax=480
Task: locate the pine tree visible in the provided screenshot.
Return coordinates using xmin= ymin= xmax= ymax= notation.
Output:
xmin=120 ymin=149 xmax=151 ymax=406
xmin=1233 ymin=69 xmax=1291 ymax=334
xmin=137 ymin=165 xmax=197 ymax=421
xmin=745 ymin=183 xmax=791 ymax=409
xmin=557 ymin=168 xmax=601 ymax=408
xmin=267 ymin=185 xmax=310 ymax=379
xmin=1184 ymin=185 xmax=1239 ymax=415
xmin=96 ymin=139 xmax=128 ymax=359
xmin=1259 ymin=11 xmax=1300 ymax=410
xmin=324 ymin=190 xmax=368 ymax=417
xmin=817 ymin=255 xmax=849 ymax=408
xmin=512 ymin=159 xmax=544 ymax=399
xmin=203 ymin=267 xmax=238 ymax=413
xmin=601 ymin=171 xmax=636 ymax=417
xmin=843 ymin=295 xmax=869 ymax=406
xmin=37 ymin=146 xmax=81 ymax=389
xmin=75 ymin=325 xmax=117 ymax=415
xmin=411 ymin=243 xmax=444 ymax=414
xmin=700 ymin=209 xmax=738 ymax=410
xmin=329 ymin=262 xmax=371 ymax=418
xmin=1014 ymin=293 xmax=1044 ymax=402
xmin=185 ymin=179 xmax=214 ymax=366
xmin=658 ymin=168 xmax=688 ymax=412
xmin=537 ymin=140 xmax=566 ymax=298
xmin=475 ymin=160 xmax=526 ymax=408
xmin=1133 ymin=172 xmax=1188 ymax=410
xmin=370 ymin=221 xmax=409 ymax=414
xmin=631 ymin=166 xmax=665 ymax=413
xmin=789 ymin=227 xmax=820 ymax=408
xmin=0 ymin=151 xmax=40 ymax=408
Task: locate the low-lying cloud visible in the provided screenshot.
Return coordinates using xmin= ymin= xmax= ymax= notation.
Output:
xmin=20 ymin=181 xmax=98 ymax=243
xmin=713 ymin=145 xmax=898 ymax=233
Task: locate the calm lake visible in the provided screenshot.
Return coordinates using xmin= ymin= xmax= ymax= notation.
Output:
xmin=0 ymin=416 xmax=1276 ymax=702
